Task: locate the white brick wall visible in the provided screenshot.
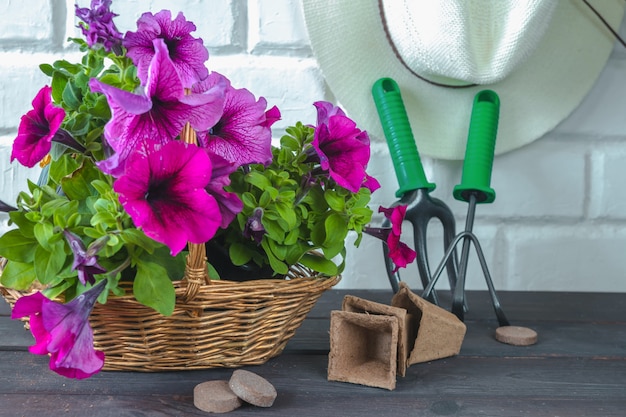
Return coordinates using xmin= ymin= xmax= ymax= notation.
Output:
xmin=1 ymin=1 xmax=625 ymax=293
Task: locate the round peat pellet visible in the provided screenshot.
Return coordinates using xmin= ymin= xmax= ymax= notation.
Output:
xmin=194 ymin=380 xmax=242 ymax=413
xmin=229 ymin=370 xmax=277 ymax=408
xmin=495 ymin=326 xmax=538 ymax=346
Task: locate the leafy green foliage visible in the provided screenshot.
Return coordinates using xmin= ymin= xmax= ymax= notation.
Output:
xmin=0 ymin=38 xmax=179 ymax=316
xmin=223 ymin=122 xmax=373 ymax=277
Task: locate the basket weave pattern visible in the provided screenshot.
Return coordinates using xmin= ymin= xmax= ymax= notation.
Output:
xmin=1 ymin=273 xmax=338 ymax=371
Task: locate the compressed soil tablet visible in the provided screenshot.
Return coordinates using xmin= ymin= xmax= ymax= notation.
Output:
xmin=495 ymin=326 xmax=538 ymax=346
xmin=229 ymin=369 xmax=277 ymax=407
xmin=194 ymin=380 xmax=242 ymax=413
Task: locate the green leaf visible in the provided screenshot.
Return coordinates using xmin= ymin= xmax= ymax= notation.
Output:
xmin=90 ymin=179 xmax=113 ymax=196
xmin=50 ymin=71 xmax=68 ymax=103
xmin=150 ymin=246 xmax=186 ymax=281
xmin=275 ymin=201 xmax=296 ymax=229
xmin=60 ymin=160 xmax=102 ymax=200
xmin=245 ymin=170 xmax=272 ymax=190
xmin=62 ymin=80 xmax=82 ymax=110
xmin=120 ymin=229 xmax=160 ymax=253
xmin=207 ymin=262 xmax=221 ymax=280
xmin=43 ymin=279 xmax=76 ymax=300
xmin=324 ymin=189 xmax=345 ymax=212
xmin=0 ymin=230 xmax=36 ymax=262
xmin=34 ymin=242 xmax=66 ymax=285
xmin=0 ymin=261 xmax=37 ymax=290
xmin=322 ymin=240 xmax=345 ymax=260
xmin=133 ymin=261 xmax=175 ymax=316
xmin=304 ymin=186 xmax=329 ymax=213
xmin=229 ymin=242 xmax=253 ymax=266
xmin=299 ymin=253 xmax=338 ymax=276
xmin=8 ymin=211 xmax=35 ymax=238
xmin=262 ymin=218 xmax=285 ymax=243
xmin=49 ymin=153 xmax=80 ymax=183
xmin=90 ymin=211 xmax=118 ymax=228
xmin=284 ymin=242 xmax=309 ymax=265
xmin=39 ymin=63 xmax=54 ymax=76
xmin=324 ymin=213 xmax=347 ymax=247
xmin=261 ymin=240 xmax=288 ymax=275
xmin=284 ymin=228 xmax=299 ymax=246
xmin=268 ymin=239 xmax=288 ymax=261
xmin=321 ymin=213 xmax=348 ymax=259
xmin=65 ymin=112 xmax=91 ymax=136
xmin=66 ymin=212 xmax=82 ymax=229
xmin=40 ymin=198 xmax=71 ymax=218
xmin=88 ymin=96 xmax=111 ymax=119
xmin=280 ymin=134 xmax=301 ymax=151
xmin=99 ymin=73 xmax=123 ymax=86
xmin=93 ymin=197 xmax=116 ymax=213
xmin=34 ymin=222 xmax=55 ymax=251
xmin=259 ymin=190 xmax=271 ymax=207
xmin=53 ymin=59 xmax=81 ymax=74
xmin=240 ymin=192 xmax=257 ymax=209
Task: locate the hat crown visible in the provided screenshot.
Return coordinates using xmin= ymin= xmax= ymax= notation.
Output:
xmin=382 ymin=0 xmax=557 ymax=85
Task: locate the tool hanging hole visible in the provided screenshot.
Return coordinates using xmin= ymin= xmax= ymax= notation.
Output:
xmin=476 ymin=90 xmax=499 ymax=105
xmin=381 ymin=78 xmax=398 ymax=93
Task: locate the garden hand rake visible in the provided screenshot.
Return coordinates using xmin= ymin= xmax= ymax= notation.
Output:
xmin=421 ymin=90 xmax=509 ymax=327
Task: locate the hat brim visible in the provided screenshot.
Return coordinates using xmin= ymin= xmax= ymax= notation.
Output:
xmin=303 ymin=1 xmax=625 ymax=160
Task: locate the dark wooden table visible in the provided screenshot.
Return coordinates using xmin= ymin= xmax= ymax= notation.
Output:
xmin=1 ymin=289 xmax=625 ymax=416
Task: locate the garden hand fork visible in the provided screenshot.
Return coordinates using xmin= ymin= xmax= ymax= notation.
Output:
xmin=372 ymin=78 xmax=459 ymax=304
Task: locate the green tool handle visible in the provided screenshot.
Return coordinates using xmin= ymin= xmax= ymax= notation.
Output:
xmin=372 ymin=78 xmax=435 ymax=198
xmin=453 ymin=90 xmax=500 ymax=204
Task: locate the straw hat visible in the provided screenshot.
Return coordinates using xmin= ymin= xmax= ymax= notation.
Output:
xmin=303 ymin=1 xmax=625 ymax=160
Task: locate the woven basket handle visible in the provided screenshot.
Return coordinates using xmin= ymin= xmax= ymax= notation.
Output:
xmin=180 ymin=122 xmax=211 ymax=302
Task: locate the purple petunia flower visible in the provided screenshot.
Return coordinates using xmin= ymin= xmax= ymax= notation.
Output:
xmin=311 ymin=101 xmax=380 ymax=193
xmin=123 ymin=10 xmax=208 ymax=88
xmin=364 ymin=205 xmax=416 ymax=273
xmin=89 ymin=38 xmax=225 ymax=176
xmin=195 ymin=72 xmax=278 ymax=167
xmin=75 ymin=0 xmax=123 ymax=54
xmin=205 ymin=152 xmax=243 ymax=229
xmin=243 ymin=207 xmax=266 ymax=244
xmin=11 ymin=86 xmax=66 ymax=168
xmin=11 ymin=280 xmax=107 ymax=380
xmin=63 ymin=230 xmax=108 ymax=285
xmin=114 ymin=141 xmax=222 ymax=256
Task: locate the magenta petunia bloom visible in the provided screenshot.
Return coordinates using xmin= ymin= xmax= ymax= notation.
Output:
xmin=364 ymin=205 xmax=416 ymax=273
xmin=312 ymin=101 xmax=378 ymax=193
xmin=75 ymin=0 xmax=123 ymax=54
xmin=11 ymin=280 xmax=107 ymax=380
xmin=89 ymin=38 xmax=225 ymax=176
xmin=363 ymin=174 xmax=381 ymax=193
xmin=205 ymin=152 xmax=243 ymax=229
xmin=114 ymin=141 xmax=222 ymax=256
xmin=11 ymin=86 xmax=66 ymax=168
xmin=123 ymin=10 xmax=208 ymax=87
xmin=263 ymin=105 xmax=282 ymax=128
xmin=63 ymin=230 xmax=107 ymax=285
xmin=195 ymin=72 xmax=278 ymax=167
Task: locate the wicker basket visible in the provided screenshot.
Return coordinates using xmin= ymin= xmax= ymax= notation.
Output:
xmin=0 ymin=258 xmax=338 ymax=371
xmin=0 ymin=125 xmax=340 ymax=371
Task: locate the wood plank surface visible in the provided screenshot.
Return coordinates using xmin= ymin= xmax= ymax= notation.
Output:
xmin=0 ymin=353 xmax=624 ymax=417
xmin=1 ymin=289 xmax=625 ymax=417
